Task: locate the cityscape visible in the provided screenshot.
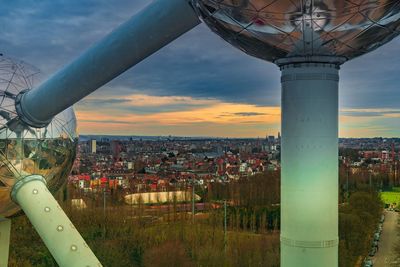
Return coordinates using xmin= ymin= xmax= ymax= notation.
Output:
xmin=3 ymin=116 xmax=398 ymax=267
xmin=72 ymin=135 xmax=400 ymax=195
xmin=9 ymin=134 xmax=397 ymax=266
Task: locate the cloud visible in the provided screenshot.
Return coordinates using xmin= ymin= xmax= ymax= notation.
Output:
xmin=341 ymin=109 xmax=400 ymax=117
xmin=339 ymin=108 xmax=400 ymax=137
xmin=75 ymin=94 xmax=281 ymax=137
xmin=74 ymin=94 xmax=400 ymax=137
xmin=341 ymin=112 xmax=384 ymax=117
xmin=0 ymin=0 xmax=282 ymax=107
xmin=0 ymin=1 xmax=399 ymax=137
xmin=79 ymin=98 xmax=131 ymax=106
xmin=233 ymin=112 xmax=269 ymax=117
xmin=79 ymin=119 xmax=138 ymax=125
xmin=76 ymin=94 xmax=219 ymax=114
xmin=0 ymin=0 xmax=149 ymax=75
xmin=2 ymin=0 xmax=399 ymax=110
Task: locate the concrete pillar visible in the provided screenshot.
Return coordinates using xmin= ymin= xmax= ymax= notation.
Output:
xmin=280 ymin=62 xmax=339 ymax=267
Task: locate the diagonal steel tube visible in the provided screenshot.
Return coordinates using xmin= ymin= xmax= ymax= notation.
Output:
xmin=17 ymin=0 xmax=200 ymax=127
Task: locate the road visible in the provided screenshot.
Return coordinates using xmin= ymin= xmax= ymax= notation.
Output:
xmin=373 ymin=210 xmax=399 ymax=267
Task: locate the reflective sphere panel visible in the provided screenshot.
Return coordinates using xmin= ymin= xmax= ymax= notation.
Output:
xmin=0 ymin=56 xmax=78 ymax=218
xmin=192 ymin=0 xmax=400 ymax=62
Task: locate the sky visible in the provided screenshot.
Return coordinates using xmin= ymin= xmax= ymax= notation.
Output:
xmin=0 ymin=0 xmax=399 ymax=138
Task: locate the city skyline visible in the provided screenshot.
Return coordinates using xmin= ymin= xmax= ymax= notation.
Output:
xmin=1 ymin=0 xmax=399 ymax=138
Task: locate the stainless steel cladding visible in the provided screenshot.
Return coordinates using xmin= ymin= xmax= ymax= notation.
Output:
xmin=0 ymin=56 xmax=77 ymax=218
xmin=192 ymin=0 xmax=400 ymax=62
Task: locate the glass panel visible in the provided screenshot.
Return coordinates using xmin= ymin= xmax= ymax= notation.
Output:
xmin=0 ymin=55 xmax=78 ymax=218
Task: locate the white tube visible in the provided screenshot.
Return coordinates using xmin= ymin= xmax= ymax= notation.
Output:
xmin=0 ymin=218 xmax=11 ymax=267
xmin=17 ymin=0 xmax=200 ymax=127
xmin=280 ymin=62 xmax=339 ymax=267
xmin=12 ymin=175 xmax=102 ymax=267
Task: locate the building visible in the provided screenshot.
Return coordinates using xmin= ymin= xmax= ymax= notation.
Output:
xmin=111 ymin=140 xmax=121 ymax=160
xmin=89 ymin=139 xmax=96 ymax=154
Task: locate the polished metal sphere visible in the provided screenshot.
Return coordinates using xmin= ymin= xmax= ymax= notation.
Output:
xmin=192 ymin=0 xmax=400 ymax=62
xmin=0 ymin=56 xmax=78 ymax=218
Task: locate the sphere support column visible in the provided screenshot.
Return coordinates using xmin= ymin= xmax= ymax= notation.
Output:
xmin=11 ymin=175 xmax=102 ymax=267
xmin=279 ymin=62 xmax=339 ymax=267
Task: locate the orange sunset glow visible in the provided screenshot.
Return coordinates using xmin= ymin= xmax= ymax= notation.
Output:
xmin=75 ymin=94 xmax=400 ymax=138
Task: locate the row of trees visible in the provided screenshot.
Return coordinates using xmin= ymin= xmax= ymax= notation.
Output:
xmin=339 ymin=187 xmax=382 ymax=266
xmin=9 ymin=170 xmax=382 ymax=266
xmin=208 ymin=172 xmax=280 ymax=207
xmin=9 ymin=204 xmax=280 ymax=266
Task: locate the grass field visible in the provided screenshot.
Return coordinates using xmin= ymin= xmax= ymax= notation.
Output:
xmin=380 ymin=191 xmax=400 ymax=206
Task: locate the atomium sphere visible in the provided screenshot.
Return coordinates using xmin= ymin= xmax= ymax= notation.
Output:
xmin=0 ymin=55 xmax=78 ymax=218
xmin=191 ymin=0 xmax=400 ymax=62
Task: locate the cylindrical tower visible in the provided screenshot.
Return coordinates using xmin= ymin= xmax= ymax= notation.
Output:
xmin=280 ymin=62 xmax=339 ymax=267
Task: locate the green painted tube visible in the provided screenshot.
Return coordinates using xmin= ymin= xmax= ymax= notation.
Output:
xmin=12 ymin=175 xmax=102 ymax=267
xmin=0 ymin=218 xmax=11 ymax=267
